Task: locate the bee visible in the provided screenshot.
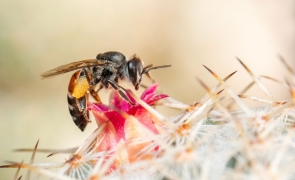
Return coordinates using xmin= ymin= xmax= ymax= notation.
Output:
xmin=41 ymin=51 xmax=171 ymax=131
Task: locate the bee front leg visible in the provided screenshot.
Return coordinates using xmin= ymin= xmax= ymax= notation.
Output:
xmin=108 ymin=79 xmax=135 ymax=105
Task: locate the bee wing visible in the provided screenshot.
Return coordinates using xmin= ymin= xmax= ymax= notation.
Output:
xmin=41 ymin=59 xmax=108 ymax=78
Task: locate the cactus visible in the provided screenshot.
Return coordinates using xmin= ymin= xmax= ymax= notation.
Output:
xmin=1 ymin=57 xmax=295 ymax=180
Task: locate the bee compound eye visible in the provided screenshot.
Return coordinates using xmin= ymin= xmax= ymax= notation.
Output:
xmin=128 ymin=61 xmax=137 ymax=79
xmin=127 ymin=58 xmax=143 ymax=89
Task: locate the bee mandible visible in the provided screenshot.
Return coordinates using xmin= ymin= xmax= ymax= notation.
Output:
xmin=41 ymin=51 xmax=171 ymax=131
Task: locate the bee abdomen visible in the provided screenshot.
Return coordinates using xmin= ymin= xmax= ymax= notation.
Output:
xmin=71 ymin=113 xmax=88 ymax=131
xmin=67 ymin=92 xmax=88 ymax=131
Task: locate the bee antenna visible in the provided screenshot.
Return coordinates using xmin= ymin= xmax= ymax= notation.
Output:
xmin=142 ymin=64 xmax=171 ymax=74
xmin=142 ymin=64 xmax=171 ymax=84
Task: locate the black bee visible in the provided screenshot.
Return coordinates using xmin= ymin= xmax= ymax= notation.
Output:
xmin=41 ymin=51 xmax=171 ymax=131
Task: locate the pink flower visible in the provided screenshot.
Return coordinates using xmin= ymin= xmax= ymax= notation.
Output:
xmin=88 ymin=84 xmax=168 ymax=164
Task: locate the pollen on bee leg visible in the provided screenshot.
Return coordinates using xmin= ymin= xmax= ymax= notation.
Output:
xmin=73 ymin=77 xmax=90 ymax=98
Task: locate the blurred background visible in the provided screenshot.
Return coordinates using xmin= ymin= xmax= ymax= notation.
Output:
xmin=0 ymin=0 xmax=294 ymax=179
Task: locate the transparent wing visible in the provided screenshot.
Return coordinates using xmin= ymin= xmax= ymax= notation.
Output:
xmin=40 ymin=59 xmax=108 ymax=78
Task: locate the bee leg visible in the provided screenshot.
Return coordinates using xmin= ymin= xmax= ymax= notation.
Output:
xmin=89 ymin=88 xmax=102 ymax=103
xmin=108 ymin=79 xmax=135 ymax=105
xmin=83 ymin=68 xmax=95 ymax=86
xmin=88 ymin=83 xmax=103 ymax=103
xmin=76 ymin=94 xmax=91 ymax=122
xmin=95 ymin=84 xmax=104 ymax=93
xmin=80 ymin=68 xmax=103 ymax=103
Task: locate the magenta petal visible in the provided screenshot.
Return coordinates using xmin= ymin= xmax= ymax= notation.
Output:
xmin=120 ymin=90 xmax=136 ymax=111
xmin=89 ymin=102 xmax=126 ymax=140
xmin=103 ymin=111 xmax=126 ymax=140
xmin=110 ymin=90 xmax=135 ymax=112
xmin=146 ymin=94 xmax=169 ymax=105
xmin=140 ymin=84 xmax=158 ymax=101
xmin=109 ymin=90 xmax=123 ymax=109
xmin=134 ymin=107 xmax=159 ymax=134
xmin=89 ymin=84 xmax=169 ymax=142
xmin=125 ymin=90 xmax=136 ymax=104
xmin=126 ymin=105 xmax=141 ymax=116
xmin=88 ymin=103 xmax=110 ymax=113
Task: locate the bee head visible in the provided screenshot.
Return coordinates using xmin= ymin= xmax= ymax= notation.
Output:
xmin=126 ymin=55 xmax=144 ymax=90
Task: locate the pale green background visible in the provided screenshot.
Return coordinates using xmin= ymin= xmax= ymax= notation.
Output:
xmin=0 ymin=0 xmax=294 ymax=179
